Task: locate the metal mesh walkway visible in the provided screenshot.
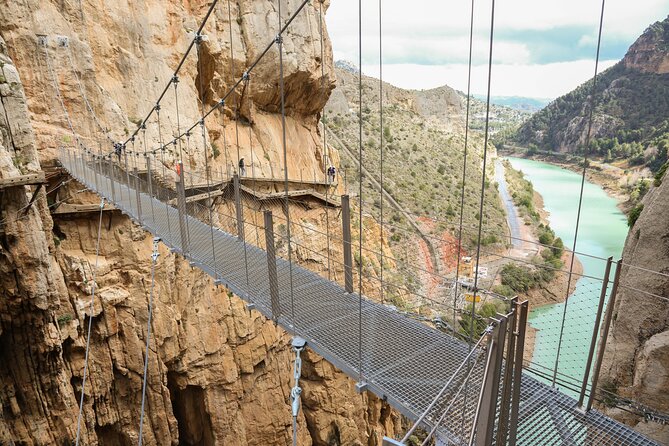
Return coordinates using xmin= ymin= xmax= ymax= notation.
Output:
xmin=61 ymin=150 xmax=659 ymax=445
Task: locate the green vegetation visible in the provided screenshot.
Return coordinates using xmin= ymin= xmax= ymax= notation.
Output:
xmin=504 ymin=160 xmax=539 ymax=221
xmin=57 ymin=314 xmax=73 ymax=327
xmin=459 ymin=301 xmax=509 ymax=337
xmin=628 ymin=204 xmax=644 ymax=227
xmin=212 ymin=142 xmax=221 ymax=159
xmin=327 ymin=68 xmax=507 ymax=256
xmin=654 ymin=161 xmax=668 ymax=186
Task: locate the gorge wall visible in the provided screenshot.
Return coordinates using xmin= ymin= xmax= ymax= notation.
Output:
xmin=0 ymin=0 xmax=401 ymax=444
xmin=600 ymin=172 xmax=669 ymax=444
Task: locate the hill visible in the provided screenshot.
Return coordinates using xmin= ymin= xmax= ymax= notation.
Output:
xmin=507 ymin=16 xmax=669 ymax=175
xmin=325 ymin=67 xmax=508 ymax=275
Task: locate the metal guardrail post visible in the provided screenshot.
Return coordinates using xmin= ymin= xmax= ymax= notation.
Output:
xmin=93 ymin=154 xmax=99 ymax=190
xmin=233 ymin=174 xmax=245 ymax=241
xmin=587 ymin=258 xmax=622 ymax=412
xmin=496 ymin=298 xmax=518 ymax=446
xmin=109 ymin=157 xmax=116 ymax=202
xmin=133 ymin=166 xmax=142 ymax=220
xmin=145 ymin=156 xmax=153 ymax=198
xmin=341 ymin=194 xmax=353 ymax=293
xmin=264 ymin=210 xmax=281 ymax=321
xmin=124 ymin=150 xmax=131 ymax=206
xmin=473 ymin=316 xmax=507 ymax=446
xmin=176 ymin=164 xmax=189 ymax=255
xmin=508 ymin=300 xmax=528 ymax=446
xmin=578 ymin=256 xmax=613 ymax=410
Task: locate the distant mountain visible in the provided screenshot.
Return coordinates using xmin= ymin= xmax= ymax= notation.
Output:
xmin=334 ymin=60 xmax=359 ymax=75
xmin=473 ymin=95 xmax=550 ymax=113
xmin=507 ymin=16 xmax=669 ymax=173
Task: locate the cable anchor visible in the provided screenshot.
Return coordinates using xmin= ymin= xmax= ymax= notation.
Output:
xmin=290 ymin=337 xmax=307 ymax=417
xmin=151 ymin=237 xmax=161 ymax=262
xmin=274 ymin=34 xmax=283 ymax=45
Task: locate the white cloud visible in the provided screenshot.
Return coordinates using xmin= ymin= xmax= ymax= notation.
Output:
xmin=359 ymin=60 xmax=618 ymax=99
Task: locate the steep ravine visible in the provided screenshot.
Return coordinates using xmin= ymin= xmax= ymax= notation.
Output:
xmin=0 ymin=1 xmax=401 ymax=444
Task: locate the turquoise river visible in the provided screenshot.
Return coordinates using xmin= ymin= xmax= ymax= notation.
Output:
xmin=505 ymin=157 xmax=629 ymax=393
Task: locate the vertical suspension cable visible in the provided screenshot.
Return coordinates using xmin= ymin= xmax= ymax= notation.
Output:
xmin=138 ymin=239 xmax=160 ymax=446
xmin=455 ymin=0 xmax=476 ymax=341
xmin=357 ymin=0 xmax=364 ymax=381
xmin=196 ymin=37 xmax=220 ymax=283
xmin=74 ymin=199 xmax=105 ymax=446
xmin=470 ymin=0 xmax=496 ymax=341
xmin=458 ymin=0 xmax=478 ymax=437
xmin=318 ymin=0 xmax=332 ymax=281
xmin=142 ymin=127 xmax=155 ymax=222
xmin=552 ymin=0 xmax=606 ymax=386
xmin=378 ymin=0 xmax=384 ymax=305
xmin=277 ymin=0 xmax=297 ymax=327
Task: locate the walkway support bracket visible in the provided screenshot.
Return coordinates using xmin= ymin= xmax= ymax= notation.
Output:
xmin=264 ymin=210 xmax=281 ymax=321
xmin=341 ymin=194 xmax=353 ymax=293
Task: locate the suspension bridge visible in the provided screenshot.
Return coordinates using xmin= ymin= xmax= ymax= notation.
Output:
xmin=25 ymin=0 xmax=668 ymax=443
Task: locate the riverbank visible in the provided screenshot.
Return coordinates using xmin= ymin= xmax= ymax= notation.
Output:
xmin=498 ymin=158 xmax=583 ymax=361
xmin=500 ymin=148 xmax=651 ymax=214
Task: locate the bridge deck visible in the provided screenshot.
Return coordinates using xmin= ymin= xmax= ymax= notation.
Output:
xmin=62 ymin=153 xmax=658 ymax=446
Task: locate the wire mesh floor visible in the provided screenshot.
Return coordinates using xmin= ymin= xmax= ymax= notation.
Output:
xmin=61 ymin=154 xmax=659 ymax=445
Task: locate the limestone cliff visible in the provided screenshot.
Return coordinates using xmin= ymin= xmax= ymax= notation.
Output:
xmin=0 ymin=1 xmax=402 ymax=444
xmin=599 ymin=171 xmax=669 ymax=444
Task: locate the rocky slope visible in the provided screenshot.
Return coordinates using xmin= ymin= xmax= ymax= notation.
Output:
xmin=599 ymin=169 xmax=669 ymax=444
xmin=325 ymin=66 xmax=508 ymax=318
xmin=508 ymin=16 xmax=669 ymax=175
xmin=0 ymin=1 xmax=402 ymax=444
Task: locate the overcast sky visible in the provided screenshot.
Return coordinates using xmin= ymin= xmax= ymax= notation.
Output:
xmin=325 ymin=0 xmax=669 ymax=99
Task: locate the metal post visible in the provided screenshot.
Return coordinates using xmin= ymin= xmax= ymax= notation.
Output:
xmin=264 ymin=210 xmax=281 ymax=321
xmin=508 ymin=300 xmax=528 ymax=446
xmin=233 ymin=174 xmax=245 ymax=241
xmin=176 ymin=166 xmax=190 ymax=255
xmin=577 ymin=257 xmax=613 ymax=409
xmin=587 ymin=258 xmax=623 ymax=412
xmin=134 ymin=166 xmax=142 ymax=220
xmin=472 ymin=316 xmax=507 ymax=446
xmin=93 ymin=154 xmax=99 ymax=190
xmin=496 ymin=299 xmax=519 ymax=446
xmin=109 ymin=157 xmax=116 ymax=202
xmin=124 ymin=150 xmax=131 ymax=206
xmin=341 ymin=194 xmax=353 ymax=293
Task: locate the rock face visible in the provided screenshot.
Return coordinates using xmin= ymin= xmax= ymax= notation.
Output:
xmin=0 ymin=1 xmax=401 ymax=444
xmin=599 ymin=173 xmax=669 ymax=444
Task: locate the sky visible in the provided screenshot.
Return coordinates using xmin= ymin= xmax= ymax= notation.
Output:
xmin=325 ymin=0 xmax=669 ymax=99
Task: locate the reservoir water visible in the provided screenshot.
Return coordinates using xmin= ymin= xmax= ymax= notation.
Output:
xmin=505 ymin=157 xmax=629 ymax=392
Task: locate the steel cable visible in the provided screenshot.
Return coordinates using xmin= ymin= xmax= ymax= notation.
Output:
xmin=74 ymin=199 xmax=105 ymax=446
xmin=552 ymin=0 xmax=607 ymax=386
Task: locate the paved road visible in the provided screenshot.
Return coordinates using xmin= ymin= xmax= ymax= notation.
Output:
xmin=495 ymin=159 xmax=522 ymax=249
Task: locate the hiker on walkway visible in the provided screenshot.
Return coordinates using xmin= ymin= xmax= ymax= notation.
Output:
xmin=239 ymin=158 xmax=246 ymax=176
xmin=328 ymin=166 xmax=336 ymax=183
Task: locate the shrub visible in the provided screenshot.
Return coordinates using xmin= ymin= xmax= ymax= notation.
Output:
xmin=500 ymin=264 xmax=536 ymax=292
xmin=628 ymin=204 xmax=644 ymax=227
